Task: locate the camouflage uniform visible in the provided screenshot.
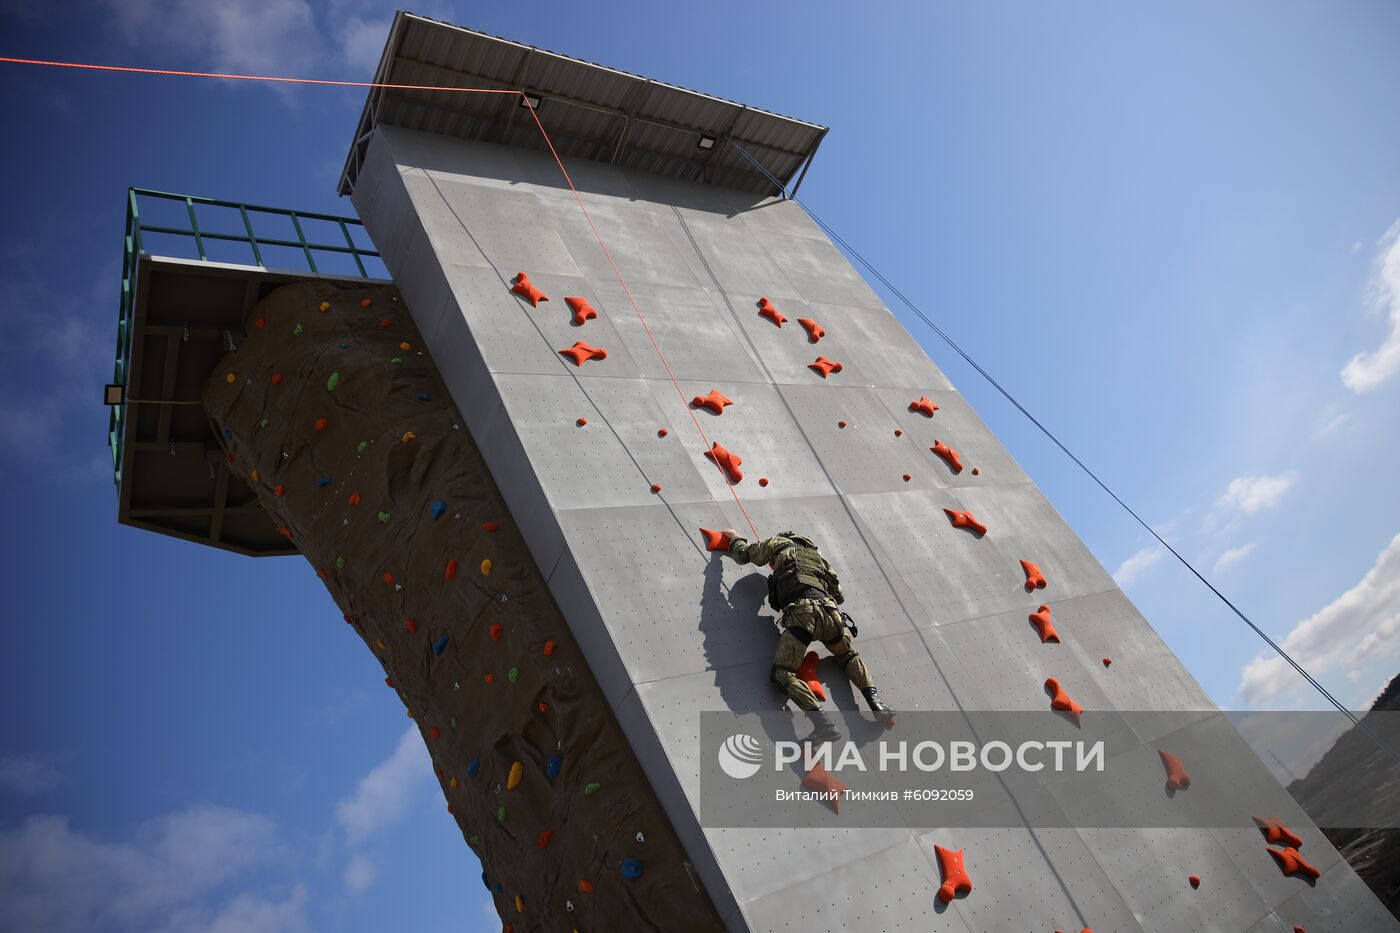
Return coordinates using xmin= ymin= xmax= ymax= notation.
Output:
xmin=726 ymin=533 xmax=875 ymax=711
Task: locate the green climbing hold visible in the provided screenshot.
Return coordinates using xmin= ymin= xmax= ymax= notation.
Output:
xmin=293 ymin=323 xmax=304 ymax=336
xmin=335 ymin=555 xmax=345 ymax=570
xmin=584 ymin=783 xmax=601 ymax=796
xmin=356 ymin=441 xmax=368 ymax=453
xmin=390 ymin=356 xmax=403 ymax=364
xmin=450 ymin=716 xmax=457 ymax=728
xmin=258 ymin=418 xmax=268 ymax=429
xmin=508 ymin=667 xmax=519 ymax=683
xmin=469 ymin=834 xmax=480 ymax=846
xmin=378 ymin=511 xmax=391 ymax=524
xmin=327 ymin=371 xmax=340 ymax=391
xmin=497 ymin=806 xmax=507 ymax=823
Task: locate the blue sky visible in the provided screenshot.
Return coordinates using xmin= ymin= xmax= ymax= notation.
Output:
xmin=1 ymin=1 xmax=1398 ymax=930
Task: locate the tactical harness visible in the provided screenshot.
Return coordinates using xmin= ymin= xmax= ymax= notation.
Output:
xmin=767 ymin=535 xmax=840 ymax=612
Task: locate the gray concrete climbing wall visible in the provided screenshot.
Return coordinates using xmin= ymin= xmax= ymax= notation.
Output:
xmin=349 ymin=124 xmax=1397 ymax=932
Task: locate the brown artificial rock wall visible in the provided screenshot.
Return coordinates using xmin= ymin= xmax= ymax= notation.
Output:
xmin=202 ymin=279 xmax=724 ymax=933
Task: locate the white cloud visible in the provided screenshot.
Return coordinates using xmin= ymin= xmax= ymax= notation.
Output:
xmin=156 ymin=886 xmax=311 ymax=933
xmin=1342 ymin=219 xmax=1400 ymax=393
xmin=0 ymin=755 xmax=62 ymax=795
xmin=334 ymin=725 xmax=432 ymax=845
xmin=1316 ymin=409 xmax=1355 ymax=439
xmin=1113 ymin=546 xmax=1165 ymax=587
xmin=1213 ymin=541 xmax=1259 ymax=574
xmin=1238 ymin=532 xmax=1400 ymax=706
xmin=342 ymin=854 xmax=376 ymax=894
xmin=1216 ymin=472 xmax=1299 ymax=517
xmin=0 ymin=806 xmax=294 ymax=933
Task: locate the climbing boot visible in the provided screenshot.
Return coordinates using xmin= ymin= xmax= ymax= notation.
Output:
xmin=805 ymin=709 xmax=842 ymax=746
xmin=862 ymin=686 xmax=896 ymax=728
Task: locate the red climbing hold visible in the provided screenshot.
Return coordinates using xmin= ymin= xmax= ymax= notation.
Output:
xmin=1102 ymin=657 xmax=1113 ymax=668
xmin=483 ymin=522 xmax=499 ymax=532
xmin=1158 ymin=749 xmax=1191 ymax=791
xmin=796 ymin=651 xmax=827 ymax=701
xmin=382 ymin=571 xmax=394 ymax=586
xmin=703 ymin=442 xmax=744 ymax=483
xmin=657 ymin=428 xmax=669 ymax=438
xmin=894 ymin=429 xmax=903 ymax=437
xmin=700 ymin=527 xmax=734 ymax=552
xmin=1293 ymin=927 xmax=1306 ymax=933
xmin=933 ymin=845 xmax=973 ymax=903
xmin=691 ymin=389 xmax=733 ymax=415
xmin=404 ymin=618 xmax=418 ymax=634
xmin=484 ymin=674 xmax=494 ymax=684
xmin=1188 ymin=875 xmax=1201 ymax=889
xmin=909 ymin=396 xmax=939 ymax=417
xmin=274 ymin=485 xmax=286 ymax=497
xmin=537 ymin=702 xmax=548 ymax=713
xmin=576 ymin=417 xmax=588 ymax=427
xmin=543 ymin=640 xmax=556 ymax=656
xmin=651 ymin=483 xmax=662 ymax=493
xmin=931 ymin=441 xmax=964 ymax=474
xmin=385 ymin=677 xmax=394 ymax=688
xmin=757 ymin=297 xmax=786 ymax=327
xmin=277 ymin=525 xmax=291 ymax=537
xmin=254 ymin=316 xmax=265 ymax=329
xmin=797 ymin=318 xmax=825 ymax=343
xmin=564 ymin=296 xmax=597 ymax=325
xmin=535 ymin=830 xmax=553 ymax=849
xmin=1021 ymin=559 xmax=1048 ymax=591
xmin=1253 ymin=816 xmax=1304 ymax=849
xmin=1044 ymin=677 xmax=1084 ymax=720
xmin=359 ymin=297 xmax=372 ymax=308
xmin=902 ymin=473 xmax=912 ymax=482
xmin=838 ymin=421 xmax=847 ymax=429
xmin=578 ymin=880 xmax=594 ymax=894
xmin=1269 ymin=846 xmax=1322 ymax=880
xmin=490 ymin=623 xmax=503 ymax=641
xmin=808 ymin=356 xmax=843 ymax=378
xmin=971 ymin=467 xmax=980 ymax=476
xmin=314 ymin=418 xmax=329 ymax=432
xmin=429 ymin=726 xmax=440 ymax=740
xmin=1029 ymin=605 xmax=1060 ymax=644
xmin=378 ymin=318 xmax=390 ymax=328
xmin=511 ymin=272 xmax=549 ymax=307
xmin=271 ymin=373 xmax=283 ymax=385
xmin=444 ymin=559 xmax=458 ymax=582
xmin=800 ymin=762 xmax=846 ymax=814
xmin=943 ymin=509 xmax=989 ymax=536
xmin=759 ymin=477 xmax=770 ymax=487
xmin=559 ymin=341 xmax=607 ymax=366
xmin=349 ymin=492 xmax=362 ymax=506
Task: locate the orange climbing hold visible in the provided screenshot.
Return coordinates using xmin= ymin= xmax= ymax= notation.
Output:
xmin=535 ymin=830 xmax=553 ymax=849
xmin=943 ymin=509 xmax=988 ymax=536
xmin=349 ymin=492 xmax=362 ymax=506
xmin=404 ymin=619 xmax=418 ymax=634
xmin=444 ymin=559 xmax=458 ymax=582
xmin=1269 ymin=847 xmax=1321 ymax=881
xmin=1158 ymin=749 xmax=1191 ymax=791
xmin=1102 ymin=657 xmax=1113 ymax=668
xmin=703 ymin=442 xmax=744 ymax=483
xmin=1044 ymin=677 xmax=1084 ymax=720
xmin=657 ymin=428 xmax=669 ymax=438
xmin=808 ymin=356 xmax=843 ymax=378
xmin=559 ymin=341 xmax=608 ymax=366
xmin=797 ymin=318 xmax=825 ymax=343
xmin=1254 ymin=816 xmax=1304 ymax=849
xmin=933 ymin=845 xmax=973 ymax=903
xmin=314 ymin=418 xmax=329 ymax=432
xmin=909 ymin=396 xmax=939 ymax=417
xmin=796 ymin=651 xmax=827 ymax=701
xmin=757 ymin=297 xmax=786 ymax=327
xmin=800 ymin=762 xmax=846 ymax=814
xmin=691 ymin=389 xmax=733 ymax=415
xmin=381 ymin=571 xmax=394 ymax=586
xmin=931 ymin=441 xmax=964 ymax=474
xmin=700 ymin=527 xmax=734 ymax=552
xmin=543 ymin=640 xmax=556 ymax=656
xmin=576 ymin=418 xmax=588 ymax=427
xmin=564 ymin=296 xmax=597 ymax=325
xmin=359 ymin=297 xmax=372 ymax=308
xmin=511 ymin=272 xmax=549 ymax=307
xmin=1029 ymin=605 xmax=1060 ymax=644
xmin=490 ymin=623 xmax=503 ymax=641
xmin=378 ymin=318 xmax=390 ymax=328
xmin=274 ymin=485 xmax=286 ymax=497
xmin=1021 ymin=559 xmax=1048 ymax=591
xmin=650 ymin=483 xmax=662 ymax=493
xmin=578 ymin=880 xmax=594 ymax=894
xmin=484 ymin=673 xmax=494 ymax=684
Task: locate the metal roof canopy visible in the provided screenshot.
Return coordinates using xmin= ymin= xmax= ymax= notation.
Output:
xmin=338 ymin=12 xmax=828 ymax=199
xmin=116 ymin=255 xmax=388 ymax=556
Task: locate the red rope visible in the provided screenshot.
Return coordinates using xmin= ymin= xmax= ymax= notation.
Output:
xmin=521 ymin=99 xmax=762 ymax=542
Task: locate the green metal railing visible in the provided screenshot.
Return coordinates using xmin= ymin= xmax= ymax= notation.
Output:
xmin=109 ymin=188 xmax=382 ymax=486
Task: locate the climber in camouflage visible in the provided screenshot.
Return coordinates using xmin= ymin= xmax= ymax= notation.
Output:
xmin=720 ymin=530 xmax=895 ymax=726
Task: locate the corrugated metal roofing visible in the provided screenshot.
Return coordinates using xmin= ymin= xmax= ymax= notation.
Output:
xmin=339 ymin=12 xmax=827 ymax=197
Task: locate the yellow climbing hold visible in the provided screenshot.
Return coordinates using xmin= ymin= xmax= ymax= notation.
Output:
xmin=251 ymin=469 xmax=260 ymax=482
xmin=481 ymin=559 xmax=493 ymax=576
xmin=507 ymin=761 xmax=523 ymax=790
xmin=319 ymin=301 xmax=330 ymax=312
xmin=449 ymin=776 xmax=457 ymax=790
xmin=376 ymin=638 xmax=386 ymax=649
xmin=399 ymin=341 xmax=412 ymax=351
xmin=514 ymin=895 xmax=523 ymax=913
xmin=405 ymin=709 xmax=413 ymax=717
xmin=402 ymin=431 xmax=416 ymax=443
xmin=225 ymin=372 xmax=235 ymax=383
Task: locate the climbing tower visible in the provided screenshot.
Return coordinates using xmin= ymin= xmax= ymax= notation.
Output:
xmin=107 ymin=11 xmax=1396 ymax=933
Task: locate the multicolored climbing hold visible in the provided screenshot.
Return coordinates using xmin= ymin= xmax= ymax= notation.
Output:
xmin=934 ymin=845 xmax=973 ymax=903
xmin=703 ymin=442 xmax=743 ymax=483
xmin=797 ymin=318 xmax=825 ymax=343
xmin=326 ymin=372 xmax=340 ymax=391
xmin=507 ymin=761 xmax=523 ymax=790
xmin=931 ymin=440 xmax=964 ymax=474
xmin=757 ymin=296 xmax=786 ymax=326
xmin=1253 ymin=816 xmax=1304 ymax=849
xmin=1029 ymin=605 xmax=1060 ymax=644
xmin=909 ymin=396 xmax=939 ymax=417
xmin=564 ymin=296 xmax=598 ymax=325
xmin=691 ymin=389 xmax=733 ymax=415
xmin=1020 ymin=559 xmax=1048 ymax=591
xmin=808 ymin=356 xmax=843 ymax=378
xmin=560 ymin=341 xmax=607 ymax=366
xmin=584 ymin=782 xmax=601 ymax=795
xmin=943 ymin=509 xmax=988 ymax=536
xmin=699 ymin=527 xmax=734 ymax=552
xmin=511 ymin=272 xmax=549 ymax=307
xmin=1158 ymin=749 xmax=1191 ymax=791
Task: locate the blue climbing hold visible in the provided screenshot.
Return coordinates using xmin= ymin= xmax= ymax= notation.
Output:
xmin=317 ymin=476 xmax=331 ymax=487
xmin=467 ymin=756 xmax=480 ymax=778
xmin=431 ymin=499 xmax=446 ymax=520
xmin=418 ymin=393 xmax=432 ymax=401
xmin=620 ymin=859 xmax=644 ymax=879
xmin=481 ymin=871 xmax=490 ymax=890
xmin=493 ymin=882 xmax=503 ymax=894
xmin=433 ymin=635 xmax=449 ymax=656
xmin=223 ymin=428 xmax=233 ymax=439
xmin=338 ymin=343 xmax=349 ymax=349
xmin=546 ymin=754 xmax=562 ymax=780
